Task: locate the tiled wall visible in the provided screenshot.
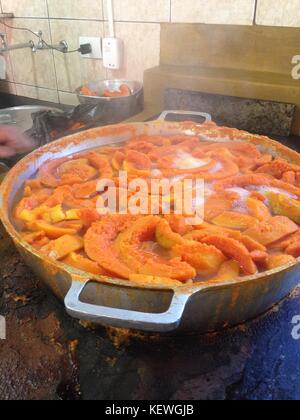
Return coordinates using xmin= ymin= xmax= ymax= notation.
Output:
xmin=0 ymin=0 xmax=300 ymax=105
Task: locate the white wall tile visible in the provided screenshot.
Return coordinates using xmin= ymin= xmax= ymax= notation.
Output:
xmin=7 ymin=19 xmax=57 ymax=89
xmin=105 ymin=22 xmax=160 ymax=81
xmin=0 ymin=22 xmax=14 ymax=82
xmin=48 ymin=0 xmax=103 ymax=20
xmin=15 ymin=84 xmax=59 ymax=102
xmin=1 ymin=0 xmax=48 ymax=18
xmin=50 ymin=19 xmax=105 ymax=92
xmin=256 ymin=0 xmax=300 ymax=27
xmin=103 ymin=0 xmax=170 ymax=22
xmin=171 ymin=0 xmax=256 ymax=25
xmin=4 ymin=0 xmax=300 ymax=103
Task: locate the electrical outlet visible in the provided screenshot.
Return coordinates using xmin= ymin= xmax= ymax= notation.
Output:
xmin=79 ymin=37 xmax=102 ymax=59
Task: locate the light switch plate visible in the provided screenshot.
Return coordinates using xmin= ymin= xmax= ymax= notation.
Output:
xmin=79 ymin=36 xmax=102 ymax=59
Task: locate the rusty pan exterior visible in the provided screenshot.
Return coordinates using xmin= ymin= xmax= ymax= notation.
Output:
xmin=1 ymin=116 xmax=300 ymax=333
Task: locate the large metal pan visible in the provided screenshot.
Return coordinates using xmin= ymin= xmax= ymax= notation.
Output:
xmin=1 ymin=111 xmax=300 ymax=333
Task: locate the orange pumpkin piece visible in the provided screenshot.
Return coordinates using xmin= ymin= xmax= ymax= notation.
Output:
xmin=214 ymin=174 xmax=300 ymax=198
xmin=250 ymin=250 xmax=269 ymax=265
xmin=103 ymin=84 xmax=131 ymax=98
xmin=123 ymin=150 xmax=152 ymax=176
xmin=115 ymin=216 xmax=196 ymax=281
xmin=84 ymin=215 xmax=136 ymax=279
xmin=173 ymin=241 xmax=226 ymax=276
xmin=250 ymin=191 xmax=266 ymax=202
xmin=200 ymin=235 xmax=257 ymax=275
xmin=156 ymin=218 xmax=184 ymax=249
xmin=246 ymin=197 xmax=271 ymax=221
xmin=204 ymin=191 xmax=238 ymax=221
xmin=267 ymin=254 xmax=296 ymax=270
xmin=214 ymin=174 xmax=270 ymax=191
xmin=22 ymin=231 xmax=46 ymax=245
xmin=44 ymin=187 xmax=67 ymax=207
xmin=111 ymin=151 xmax=126 ymax=171
xmin=129 ymin=274 xmax=182 ymax=287
xmin=33 ymin=236 xmax=51 ymax=248
xmin=73 ymin=181 xmax=98 ymax=199
xmin=271 ymin=229 xmax=300 ymax=251
xmin=79 ymin=209 xmax=101 ymax=228
xmin=285 ymin=242 xmax=300 ymax=258
xmin=267 ymin=192 xmax=300 ymax=224
xmin=186 ymin=226 xmax=266 ymax=253
xmin=138 ymin=258 xmax=196 ymax=282
xmin=80 ymin=86 xmax=97 ymax=97
xmin=25 ymin=179 xmax=42 ymax=190
xmin=212 ymin=212 xmax=257 ymax=231
xmin=164 ymin=215 xmax=193 ymax=235
xmin=85 ymin=151 xmax=113 ymax=178
xmin=232 ymin=234 xmax=266 ymax=252
xmin=58 ymin=160 xmax=97 ymax=185
xmin=63 ymin=252 xmax=106 ymax=275
xmin=59 ymin=186 xmax=96 ymax=209
xmin=40 ymin=235 xmax=83 ymax=260
xmin=37 ymin=157 xmax=69 ymax=188
xmin=208 ymin=260 xmax=240 ymax=283
xmin=282 ymin=171 xmax=296 ymax=185
xmin=28 ymin=220 xmax=82 ymax=239
xmin=15 ymin=196 xmax=41 ymax=219
xmin=256 ymin=158 xmax=300 ymax=179
xmin=244 ymin=216 xmax=298 ymax=246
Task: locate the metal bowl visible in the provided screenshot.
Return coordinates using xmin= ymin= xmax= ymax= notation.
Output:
xmin=75 ymin=80 xmax=144 ymax=124
xmin=0 ymin=105 xmax=63 ymax=133
xmin=1 ymin=111 xmax=300 ymax=333
xmin=76 ymin=80 xmax=143 ymax=101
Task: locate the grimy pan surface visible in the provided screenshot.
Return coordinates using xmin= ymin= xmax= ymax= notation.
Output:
xmin=1 ymin=116 xmax=300 ymax=333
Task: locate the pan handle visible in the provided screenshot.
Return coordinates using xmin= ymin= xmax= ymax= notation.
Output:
xmin=64 ymin=280 xmax=191 ymax=332
xmin=157 ymin=110 xmax=212 ymax=123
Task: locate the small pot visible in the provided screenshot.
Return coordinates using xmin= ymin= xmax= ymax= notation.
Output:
xmin=75 ymin=80 xmax=144 ymax=124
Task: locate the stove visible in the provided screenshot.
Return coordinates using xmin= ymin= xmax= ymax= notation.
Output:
xmin=1 ymin=234 xmax=300 ymax=400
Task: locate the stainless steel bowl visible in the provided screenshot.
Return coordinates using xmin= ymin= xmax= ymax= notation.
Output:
xmin=0 ymin=105 xmax=63 ymax=133
xmin=75 ymin=80 xmax=144 ymax=124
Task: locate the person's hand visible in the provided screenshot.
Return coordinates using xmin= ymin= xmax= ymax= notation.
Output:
xmin=0 ymin=126 xmax=35 ymax=158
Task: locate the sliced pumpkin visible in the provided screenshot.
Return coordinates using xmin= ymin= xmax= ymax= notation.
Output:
xmin=172 ymin=241 xmax=226 ymax=276
xmin=155 ymin=218 xmax=184 ymax=249
xmin=84 ymin=215 xmax=137 ymax=279
xmin=129 ymin=274 xmax=182 ymax=287
xmin=63 ymin=252 xmax=106 ymax=275
xmin=246 ymin=197 xmax=271 ymax=221
xmin=58 ymin=159 xmax=98 ymax=185
xmin=267 ymin=192 xmax=300 ymax=224
xmin=40 ymin=235 xmax=84 ymax=260
xmin=115 ymin=216 xmax=196 ymax=281
xmin=244 ymin=216 xmax=298 ymax=246
xmin=212 ymin=212 xmax=257 ymax=231
xmin=208 ymin=260 xmax=240 ymax=283
xmin=186 ymin=226 xmax=266 ymax=253
xmin=250 ymin=250 xmax=269 ymax=265
xmin=204 ymin=191 xmax=238 ymax=221
xmin=200 ymin=235 xmax=257 ymax=275
xmin=267 ymin=254 xmax=296 ymax=270
xmin=123 ymin=150 xmax=152 ymax=176
xmin=27 ymin=220 xmax=82 ymax=239
xmin=285 ymin=242 xmax=300 ymax=258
